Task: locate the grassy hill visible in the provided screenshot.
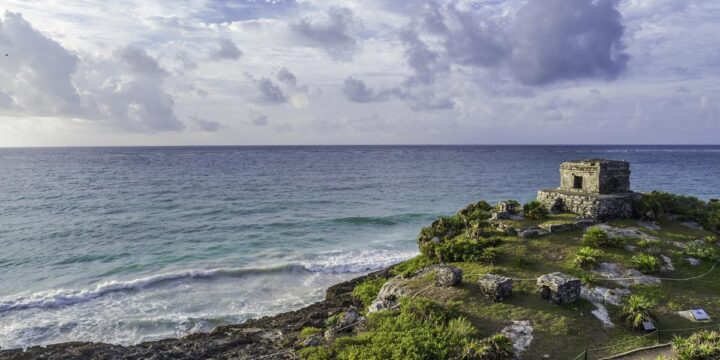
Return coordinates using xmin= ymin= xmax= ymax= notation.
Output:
xmin=299 ymin=195 xmax=720 ymax=359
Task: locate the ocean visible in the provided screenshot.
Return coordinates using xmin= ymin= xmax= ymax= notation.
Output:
xmin=0 ymin=145 xmax=718 ymax=349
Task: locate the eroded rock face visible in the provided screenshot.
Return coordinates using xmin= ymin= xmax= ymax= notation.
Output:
xmin=536 ymin=272 xmax=581 ymax=305
xmin=518 ymin=227 xmax=548 ymax=239
xmin=435 ymin=265 xmax=463 ymax=287
xmin=581 ymin=286 xmax=631 ymax=328
xmin=594 ymin=262 xmax=661 ymax=287
xmin=478 ymin=274 xmax=513 ymax=301
xmin=367 ymin=277 xmax=409 ymax=314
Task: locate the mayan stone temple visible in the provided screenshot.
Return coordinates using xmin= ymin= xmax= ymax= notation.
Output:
xmin=537 ymin=159 xmax=642 ymax=220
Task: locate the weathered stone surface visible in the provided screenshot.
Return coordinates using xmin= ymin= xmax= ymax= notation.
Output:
xmin=478 ymin=274 xmax=513 ymax=301
xmin=539 ymin=219 xmax=596 ymax=233
xmin=497 ymin=201 xmax=520 ymax=214
xmin=500 ymin=320 xmax=533 ymax=356
xmin=537 ymin=272 xmax=581 ymax=305
xmin=559 ymin=159 xmax=630 ymax=194
xmin=594 ymin=262 xmax=661 ymax=287
xmin=537 ymin=190 xmax=640 ymax=220
xmin=518 ymin=227 xmax=548 ymax=239
xmin=435 ymin=265 xmax=463 ymax=287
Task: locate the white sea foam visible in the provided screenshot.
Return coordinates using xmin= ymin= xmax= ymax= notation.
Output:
xmin=0 ymin=249 xmax=417 ymax=313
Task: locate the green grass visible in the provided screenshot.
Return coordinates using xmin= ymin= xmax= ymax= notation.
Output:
xmin=373 ymin=218 xmax=720 ymax=359
xmin=495 ymin=213 xmax=578 ymax=229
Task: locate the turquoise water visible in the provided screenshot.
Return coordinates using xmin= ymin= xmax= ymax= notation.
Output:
xmin=0 ymin=145 xmax=718 ymax=348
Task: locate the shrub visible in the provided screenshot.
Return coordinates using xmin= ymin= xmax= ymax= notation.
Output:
xmin=574 ymin=247 xmax=604 ymax=269
xmin=637 ymin=238 xmax=662 ymax=250
xmin=582 ymin=227 xmax=609 ymax=247
xmin=639 ymin=191 xmax=707 ymax=221
xmin=631 ymin=253 xmax=662 ymax=274
xmin=297 ymin=346 xmax=332 ymax=360
xmin=392 ymin=255 xmax=437 ymax=278
xmin=523 ymin=201 xmax=549 ymax=220
xmin=619 ymin=294 xmax=658 ymax=330
xmin=326 ymin=312 xmax=344 ymax=327
xmin=353 ymin=277 xmax=388 ymax=308
xmin=672 ymin=330 xmax=720 ymax=360
xmin=425 ymin=235 xmax=502 ymax=263
xmin=579 ymin=273 xmax=599 ymax=286
xmin=684 ymin=237 xmax=720 ymax=262
xmin=461 ymin=334 xmax=514 ymax=360
xmin=299 ymin=327 xmax=323 ymax=339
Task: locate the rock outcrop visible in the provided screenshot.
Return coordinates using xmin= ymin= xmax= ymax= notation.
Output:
xmin=537 ymin=272 xmax=581 ymax=305
xmin=478 ymin=274 xmax=513 ymax=301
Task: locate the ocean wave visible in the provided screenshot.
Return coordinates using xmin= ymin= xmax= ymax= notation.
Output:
xmin=332 ymin=213 xmax=433 ymax=226
xmin=0 ymin=249 xmax=417 ymax=313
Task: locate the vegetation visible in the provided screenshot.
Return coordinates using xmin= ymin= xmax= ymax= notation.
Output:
xmin=637 ymin=238 xmax=662 ymax=251
xmin=424 ymin=235 xmax=502 ymax=263
xmin=352 ymin=277 xmax=388 ymax=308
xmin=618 ymin=295 xmax=658 ymax=331
xmin=684 ymin=235 xmax=720 ymax=262
xmin=523 ymin=201 xmax=548 ymax=220
xmin=639 ymin=192 xmax=720 ymax=234
xmin=391 ymin=255 xmax=436 ymax=278
xmin=581 ymin=227 xmax=624 ymax=248
xmin=574 ymin=247 xmax=604 ymax=269
xmin=298 ymin=298 xmax=513 ymax=360
xmin=672 ymin=330 xmax=720 ymax=360
xmin=299 ymin=327 xmax=324 ymax=339
xmin=631 ymin=253 xmax=662 ymax=274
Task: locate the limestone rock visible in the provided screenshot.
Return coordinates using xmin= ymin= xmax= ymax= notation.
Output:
xmin=518 ymin=227 xmax=548 ymax=239
xmin=500 ymin=320 xmax=533 ymax=356
xmin=536 ymin=272 xmax=581 ymax=305
xmin=435 ymin=265 xmax=463 ymax=287
xmin=594 ymin=262 xmax=661 ymax=287
xmin=477 ymin=274 xmax=513 ymax=301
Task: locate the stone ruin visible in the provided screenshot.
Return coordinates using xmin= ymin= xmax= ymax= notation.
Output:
xmin=537 ymin=159 xmax=641 ymax=220
xmin=435 ymin=265 xmax=463 ymax=287
xmin=537 ymin=272 xmax=581 ymax=305
xmin=491 ymin=201 xmax=523 ymax=221
xmin=478 ymin=274 xmax=513 ymax=301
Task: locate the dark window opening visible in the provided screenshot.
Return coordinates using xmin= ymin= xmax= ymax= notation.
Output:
xmin=573 ymin=176 xmax=583 ymax=189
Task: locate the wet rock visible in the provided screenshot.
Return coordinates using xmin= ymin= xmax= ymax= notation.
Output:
xmin=477 ymin=274 xmax=513 ymax=301
xmin=537 ymin=272 xmax=581 ymax=305
xmin=435 ymin=265 xmax=463 ymax=287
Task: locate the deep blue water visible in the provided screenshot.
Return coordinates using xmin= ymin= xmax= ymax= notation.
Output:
xmin=0 ymin=145 xmax=718 ymax=348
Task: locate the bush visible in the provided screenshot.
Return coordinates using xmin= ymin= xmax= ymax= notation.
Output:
xmin=684 ymin=237 xmax=720 ymax=262
xmin=574 ymin=247 xmax=604 ymax=269
xmin=631 ymin=253 xmax=662 ymax=274
xmin=672 ymin=330 xmax=720 ymax=360
xmin=298 ymin=297 xmax=513 ymax=360
xmin=582 ymin=227 xmax=608 ymax=247
xmin=392 ymin=255 xmax=437 ymax=278
xmin=422 ymin=235 xmax=502 ymax=263
xmin=353 ymin=277 xmax=388 ymax=308
xmin=299 ymin=327 xmax=323 ymax=339
xmin=639 ymin=191 xmax=707 ymax=221
xmin=619 ymin=294 xmax=658 ymax=330
xmin=523 ymin=201 xmax=549 ymax=220
xmin=637 ymin=238 xmax=662 ymax=250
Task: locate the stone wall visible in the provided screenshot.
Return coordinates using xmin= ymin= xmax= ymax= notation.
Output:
xmin=537 ymin=189 xmax=640 ymax=220
xmin=559 ymin=160 xmax=630 ymax=194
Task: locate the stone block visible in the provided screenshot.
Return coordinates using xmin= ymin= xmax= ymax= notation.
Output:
xmin=478 ymin=274 xmax=513 ymax=301
xmin=537 ymin=272 xmax=581 ymax=305
xmin=435 ymin=265 xmax=463 ymax=287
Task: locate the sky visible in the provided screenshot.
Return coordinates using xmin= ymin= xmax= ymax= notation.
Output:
xmin=0 ymin=0 xmax=718 ymax=146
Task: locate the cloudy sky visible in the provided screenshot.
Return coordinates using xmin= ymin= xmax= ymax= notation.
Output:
xmin=0 ymin=0 xmax=718 ymax=146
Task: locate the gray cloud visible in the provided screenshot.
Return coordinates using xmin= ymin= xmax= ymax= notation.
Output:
xmin=290 ymin=7 xmax=357 ymax=61
xmin=406 ymin=90 xmax=455 ymax=112
xmin=508 ymin=0 xmax=629 ymax=85
xmin=249 ymin=111 xmax=269 ymax=126
xmin=399 ymin=30 xmax=448 ymax=86
xmin=276 ymin=67 xmax=297 ymax=87
xmin=257 ymin=78 xmax=287 ymax=103
xmin=116 ymin=46 xmax=167 ymax=76
xmin=190 ymin=115 xmax=221 ymax=131
xmin=440 ymin=4 xmax=509 ymax=68
xmin=211 ymin=38 xmax=243 ymax=61
xmin=0 ymin=90 xmax=13 ymax=108
xmin=0 ymin=11 xmax=81 ymax=115
xmin=343 ymin=77 xmax=394 ymax=103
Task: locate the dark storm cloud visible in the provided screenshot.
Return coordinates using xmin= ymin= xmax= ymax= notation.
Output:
xmin=210 ymin=38 xmax=243 ymax=61
xmin=508 ymin=0 xmax=629 ymax=85
xmin=257 ymin=78 xmax=287 ymax=103
xmin=399 ymin=30 xmax=448 ymax=86
xmin=290 ymin=7 xmax=358 ymax=61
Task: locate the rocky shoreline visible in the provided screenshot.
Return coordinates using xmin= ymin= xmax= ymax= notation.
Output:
xmin=0 ymin=268 xmax=393 ymax=360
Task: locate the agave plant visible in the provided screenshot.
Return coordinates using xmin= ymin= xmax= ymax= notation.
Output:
xmin=619 ymin=294 xmax=658 ymax=330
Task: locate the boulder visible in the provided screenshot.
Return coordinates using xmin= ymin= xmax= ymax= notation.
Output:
xmin=537 ymin=272 xmax=581 ymax=305
xmin=477 ymin=274 xmax=513 ymax=301
xmin=435 ymin=265 xmax=463 ymax=287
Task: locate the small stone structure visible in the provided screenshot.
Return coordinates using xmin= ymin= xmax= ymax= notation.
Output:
xmin=537 ymin=272 xmax=581 ymax=304
xmin=435 ymin=265 xmax=463 ymax=287
xmin=537 ymin=159 xmax=641 ymax=220
xmin=478 ymin=274 xmax=513 ymax=301
xmin=492 ymin=201 xmax=522 ymax=221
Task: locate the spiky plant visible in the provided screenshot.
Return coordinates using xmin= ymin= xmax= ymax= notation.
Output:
xmin=619 ymin=294 xmax=658 ymax=331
